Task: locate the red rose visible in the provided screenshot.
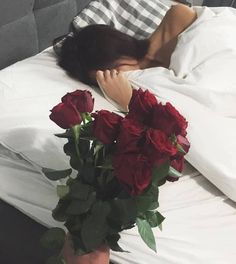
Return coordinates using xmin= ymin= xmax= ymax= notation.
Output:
xmin=50 ymin=102 xmax=82 ymax=129
xmin=166 ymin=136 xmax=190 ymax=182
xmin=62 ymin=90 xmax=94 ymax=113
xmin=177 ymin=135 xmax=190 ymax=153
xmin=92 ymin=110 xmax=123 ymax=144
xmin=152 ymin=102 xmax=188 ymax=136
xmin=171 ymin=155 xmax=184 ymax=172
xmin=127 ymin=88 xmax=157 ymax=123
xmin=167 ymin=155 xmax=184 ymax=182
xmin=144 ymin=129 xmax=177 ymax=165
xmin=113 ymin=153 xmax=152 ymax=195
xmin=117 ymin=118 xmax=145 ymax=153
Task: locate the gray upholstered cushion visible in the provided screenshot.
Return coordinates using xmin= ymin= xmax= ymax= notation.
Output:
xmin=0 ymin=0 xmax=91 ymax=69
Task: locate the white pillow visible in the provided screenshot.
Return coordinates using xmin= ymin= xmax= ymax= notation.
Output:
xmin=0 ymin=48 xmax=116 ymax=170
xmin=73 ymin=0 xmax=172 ymax=39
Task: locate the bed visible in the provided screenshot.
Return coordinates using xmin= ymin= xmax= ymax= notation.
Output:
xmin=1 ymin=1 xmax=236 ymax=264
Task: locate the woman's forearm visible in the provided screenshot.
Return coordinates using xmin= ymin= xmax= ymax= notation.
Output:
xmin=147 ymin=4 xmax=197 ymax=63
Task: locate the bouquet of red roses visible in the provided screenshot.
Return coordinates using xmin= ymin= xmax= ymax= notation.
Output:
xmin=41 ymin=88 xmax=190 ymax=263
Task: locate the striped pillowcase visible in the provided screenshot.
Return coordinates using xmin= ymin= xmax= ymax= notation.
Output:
xmin=73 ymin=0 xmax=172 ymax=39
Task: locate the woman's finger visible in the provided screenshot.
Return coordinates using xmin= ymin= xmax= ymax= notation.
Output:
xmin=104 ymin=69 xmax=111 ymax=81
xmin=96 ymin=70 xmax=105 ymax=85
xmin=111 ymin=69 xmax=118 ymax=77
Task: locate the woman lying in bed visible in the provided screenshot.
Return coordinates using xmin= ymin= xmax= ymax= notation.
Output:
xmin=59 ymin=4 xmax=196 ymax=112
xmin=59 ymin=3 xmax=197 ymax=264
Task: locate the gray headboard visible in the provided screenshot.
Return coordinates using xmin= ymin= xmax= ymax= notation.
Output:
xmin=0 ymin=0 xmax=92 ymax=70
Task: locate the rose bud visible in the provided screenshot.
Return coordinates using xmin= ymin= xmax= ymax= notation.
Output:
xmin=152 ymin=102 xmax=188 ymax=136
xmin=167 ymin=155 xmax=184 ymax=182
xmin=176 ymin=135 xmax=190 ymax=154
xmin=92 ymin=110 xmax=123 ymax=144
xmin=62 ymin=90 xmax=94 ymax=113
xmin=50 ymin=102 xmax=82 ymax=129
xmin=127 ymin=88 xmax=157 ymax=123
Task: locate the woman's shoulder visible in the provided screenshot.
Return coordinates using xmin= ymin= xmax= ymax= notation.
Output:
xmin=164 ymin=4 xmax=197 ymax=35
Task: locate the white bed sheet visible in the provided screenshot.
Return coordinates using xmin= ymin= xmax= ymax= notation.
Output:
xmin=126 ymin=6 xmax=236 ymax=202
xmin=1 ymin=145 xmax=236 ymax=264
xmin=0 ymin=7 xmax=236 ymax=263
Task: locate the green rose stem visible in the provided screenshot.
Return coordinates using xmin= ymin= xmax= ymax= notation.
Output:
xmin=80 ymin=113 xmax=87 ymax=125
xmin=80 ymin=112 xmax=92 ymax=124
xmin=72 ymin=124 xmax=81 ymax=162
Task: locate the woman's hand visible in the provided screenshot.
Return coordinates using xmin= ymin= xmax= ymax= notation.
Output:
xmin=96 ymin=69 xmax=133 ymax=111
xmin=62 ymin=233 xmax=110 ymax=264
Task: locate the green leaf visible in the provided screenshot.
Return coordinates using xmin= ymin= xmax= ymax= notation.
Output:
xmin=40 ymin=228 xmax=65 ymax=251
xmin=79 ymin=163 xmax=95 ymax=184
xmin=42 ymin=168 xmax=72 ymax=181
xmin=65 ymin=216 xmax=82 ymax=234
xmin=78 ymin=139 xmax=90 ymax=159
xmin=106 ymin=234 xmax=128 ymax=252
xmin=63 ymin=141 xmax=76 ymax=157
xmin=55 ymin=129 xmax=73 ymax=139
xmin=69 ymin=181 xmax=92 ymax=200
xmin=136 ymin=218 xmax=156 ymax=252
xmin=69 ymin=156 xmax=82 ymax=171
xmin=57 ymin=185 xmax=69 ymax=199
xmin=66 ymin=192 xmax=96 ymax=215
xmin=145 ymin=211 xmax=165 ymax=228
xmin=81 ymin=201 xmax=110 ymax=251
xmin=168 ymin=166 xmax=182 ymax=179
xmin=152 ymin=162 xmax=170 ymax=186
xmin=52 ymin=200 xmax=69 ymax=222
xmin=108 ymin=198 xmax=137 ymax=228
xmin=135 ymin=186 xmax=159 ymax=212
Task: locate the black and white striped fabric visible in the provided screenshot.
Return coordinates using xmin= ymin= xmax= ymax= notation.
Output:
xmin=73 ymin=0 xmax=172 ymax=39
xmin=53 ymin=0 xmax=173 ymax=55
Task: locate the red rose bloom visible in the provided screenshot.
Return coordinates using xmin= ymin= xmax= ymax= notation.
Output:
xmin=128 ymin=88 xmax=157 ymax=123
xmin=117 ymin=118 xmax=145 ymax=153
xmin=113 ymin=153 xmax=152 ymax=195
xmin=50 ymin=102 xmax=82 ymax=129
xmin=144 ymin=129 xmax=177 ymax=165
xmin=92 ymin=110 xmax=123 ymax=144
xmin=62 ymin=90 xmax=94 ymax=113
xmin=145 ymin=129 xmax=177 ymax=155
xmin=152 ymin=102 xmax=188 ymax=136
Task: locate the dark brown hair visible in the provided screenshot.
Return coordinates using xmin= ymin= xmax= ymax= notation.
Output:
xmin=58 ymin=24 xmax=149 ymax=85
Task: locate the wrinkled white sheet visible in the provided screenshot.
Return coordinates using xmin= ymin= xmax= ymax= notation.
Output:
xmin=0 ymin=6 xmax=236 ymax=264
xmin=0 ymin=48 xmax=116 ymax=171
xmin=1 ymin=7 xmax=236 ymax=201
xmin=127 ymin=6 xmax=236 ymax=202
xmin=1 ymin=146 xmax=236 ymax=264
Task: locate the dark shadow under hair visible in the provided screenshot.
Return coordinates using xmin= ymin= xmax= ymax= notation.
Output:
xmin=57 ymin=24 xmax=149 ymax=85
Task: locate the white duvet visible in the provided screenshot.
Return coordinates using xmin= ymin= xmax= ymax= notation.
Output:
xmin=127 ymin=6 xmax=236 ymax=202
xmin=2 ymin=6 xmax=235 ymax=201
xmin=0 ymin=5 xmax=236 ymax=264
